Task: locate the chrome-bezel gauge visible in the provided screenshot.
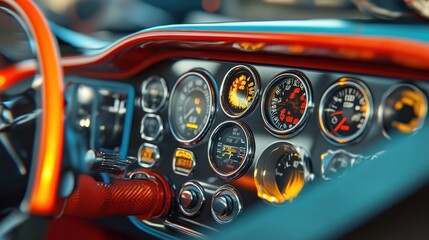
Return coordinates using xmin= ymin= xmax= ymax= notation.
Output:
xmin=378 ymin=83 xmax=428 ymax=139
xmin=254 ymin=141 xmax=313 ymax=204
xmin=141 ymin=75 xmax=168 ymax=113
xmin=261 ymin=71 xmax=313 ymax=137
xmin=220 ymin=65 xmax=260 ymax=119
xmin=319 ymin=78 xmax=373 ymax=144
xmin=208 ymin=121 xmax=254 ymax=180
xmin=168 ymin=70 xmax=217 ymax=146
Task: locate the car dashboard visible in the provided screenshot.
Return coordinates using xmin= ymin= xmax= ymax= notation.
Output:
xmin=56 ymin=20 xmax=429 ymax=239
xmin=2 ymin=17 xmax=429 ymax=239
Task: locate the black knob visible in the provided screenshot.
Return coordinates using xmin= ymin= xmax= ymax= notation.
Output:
xmin=212 ymin=195 xmax=233 ymax=217
xmin=180 ymin=189 xmax=197 ymax=209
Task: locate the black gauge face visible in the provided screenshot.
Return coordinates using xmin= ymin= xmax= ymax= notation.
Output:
xmin=262 ymin=73 xmax=311 ymax=135
xmin=274 ymin=149 xmax=305 ymax=201
xmin=320 ymin=80 xmax=372 ymax=144
xmin=209 ymin=122 xmax=252 ymax=178
xmin=381 ymin=84 xmax=427 ymax=138
xmin=142 ymin=76 xmax=167 ymax=112
xmin=169 ymin=72 xmax=215 ymax=145
xmin=221 ymin=66 xmax=259 ymax=117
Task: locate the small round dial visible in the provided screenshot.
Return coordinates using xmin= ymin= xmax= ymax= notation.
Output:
xmin=380 ymin=84 xmax=427 ymax=139
xmin=319 ymin=78 xmax=373 ymax=144
xmin=208 ymin=121 xmax=254 ymax=180
xmin=254 ymin=142 xmax=312 ymax=204
xmin=169 ymin=71 xmax=216 ymax=145
xmin=141 ymin=76 xmax=168 ymax=112
xmin=221 ymin=65 xmax=260 ymax=118
xmin=262 ymin=72 xmax=312 ymax=136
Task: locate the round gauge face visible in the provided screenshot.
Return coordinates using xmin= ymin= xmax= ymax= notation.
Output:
xmin=274 ymin=150 xmax=305 ymax=200
xmin=169 ymin=71 xmax=216 ymax=145
xmin=254 ymin=142 xmax=311 ymax=204
xmin=381 ymin=84 xmax=427 ymax=139
xmin=208 ymin=121 xmax=253 ymax=179
xmin=221 ymin=65 xmax=260 ymax=118
xmin=141 ymin=76 xmax=168 ymax=112
xmin=262 ymin=72 xmax=312 ymax=135
xmin=319 ymin=79 xmax=372 ymax=144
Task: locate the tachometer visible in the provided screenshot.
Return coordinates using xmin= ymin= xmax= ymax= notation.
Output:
xmin=261 ymin=72 xmax=313 ymax=136
xmin=208 ymin=121 xmax=254 ymax=180
xmin=319 ymin=78 xmax=373 ymax=144
xmin=169 ymin=70 xmax=216 ymax=145
xmin=220 ymin=65 xmax=260 ymax=118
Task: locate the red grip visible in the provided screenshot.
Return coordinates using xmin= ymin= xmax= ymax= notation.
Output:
xmin=63 ymin=172 xmax=171 ymax=219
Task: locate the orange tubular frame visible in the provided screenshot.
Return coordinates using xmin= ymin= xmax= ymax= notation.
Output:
xmin=0 ymin=0 xmax=64 ymax=215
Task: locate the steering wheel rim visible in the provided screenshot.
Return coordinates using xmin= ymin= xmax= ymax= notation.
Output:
xmin=0 ymin=0 xmax=64 ymax=215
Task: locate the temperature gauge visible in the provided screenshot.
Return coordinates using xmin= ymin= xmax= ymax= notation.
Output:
xmin=319 ymin=78 xmax=373 ymax=144
xmin=208 ymin=121 xmax=254 ymax=180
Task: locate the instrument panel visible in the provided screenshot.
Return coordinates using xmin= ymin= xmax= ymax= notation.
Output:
xmin=125 ymin=59 xmax=429 ymax=237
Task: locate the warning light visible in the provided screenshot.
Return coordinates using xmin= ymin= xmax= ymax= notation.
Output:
xmin=173 ymin=148 xmax=196 ymax=176
xmin=138 ymin=143 xmax=160 ymax=168
xmin=194 ymin=98 xmax=200 ymax=105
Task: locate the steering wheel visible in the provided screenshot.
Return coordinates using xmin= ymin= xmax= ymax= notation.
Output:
xmin=0 ymin=0 xmax=64 ymax=215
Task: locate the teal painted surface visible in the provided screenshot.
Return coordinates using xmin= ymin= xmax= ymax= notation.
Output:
xmin=144 ymin=20 xmax=429 ymax=43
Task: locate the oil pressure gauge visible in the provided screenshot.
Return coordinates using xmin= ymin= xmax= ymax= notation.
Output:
xmin=319 ymin=78 xmax=373 ymax=144
xmin=220 ymin=65 xmax=260 ymax=118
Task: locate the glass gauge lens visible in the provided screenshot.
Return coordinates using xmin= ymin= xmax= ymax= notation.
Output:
xmin=221 ymin=65 xmax=260 ymax=118
xmin=141 ymin=76 xmax=168 ymax=112
xmin=169 ymin=71 xmax=216 ymax=145
xmin=319 ymin=79 xmax=372 ymax=144
xmin=262 ymin=72 xmax=312 ymax=136
xmin=381 ymin=84 xmax=427 ymax=138
xmin=208 ymin=121 xmax=254 ymax=179
xmin=254 ymin=142 xmax=312 ymax=204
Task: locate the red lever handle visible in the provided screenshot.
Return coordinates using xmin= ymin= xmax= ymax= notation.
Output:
xmin=62 ymin=171 xmax=171 ymax=219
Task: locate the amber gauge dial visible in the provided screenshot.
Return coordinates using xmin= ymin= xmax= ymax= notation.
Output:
xmin=319 ymin=78 xmax=373 ymax=144
xmin=261 ymin=72 xmax=312 ymax=136
xmin=221 ymin=65 xmax=260 ymax=118
xmin=254 ymin=142 xmax=313 ymax=204
xmin=380 ymin=84 xmax=427 ymax=139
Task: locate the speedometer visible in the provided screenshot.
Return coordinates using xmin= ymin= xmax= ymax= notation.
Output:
xmin=169 ymin=70 xmax=217 ymax=146
xmin=261 ymin=72 xmax=313 ymax=137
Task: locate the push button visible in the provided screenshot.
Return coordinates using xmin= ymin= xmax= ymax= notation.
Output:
xmin=178 ymin=182 xmax=205 ymax=217
xmin=211 ymin=185 xmax=242 ymax=224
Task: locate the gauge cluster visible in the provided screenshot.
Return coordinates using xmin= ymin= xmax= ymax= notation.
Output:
xmin=126 ymin=59 xmax=429 ymax=238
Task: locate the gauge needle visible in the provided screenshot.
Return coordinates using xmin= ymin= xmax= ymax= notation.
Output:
xmin=184 ymin=108 xmax=195 ymax=119
xmin=334 ymin=117 xmax=347 ymax=132
xmin=332 ymin=111 xmax=343 ymax=116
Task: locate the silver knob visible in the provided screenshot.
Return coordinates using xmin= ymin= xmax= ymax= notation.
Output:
xmin=85 ymin=149 xmax=136 ymax=174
